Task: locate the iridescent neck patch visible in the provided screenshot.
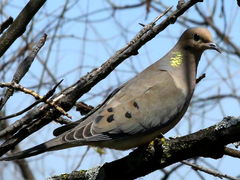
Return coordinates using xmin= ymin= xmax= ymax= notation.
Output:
xmin=170 ymin=51 xmax=183 ymax=67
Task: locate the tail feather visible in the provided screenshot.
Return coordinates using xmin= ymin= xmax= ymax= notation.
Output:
xmin=0 ymin=137 xmax=70 ymax=161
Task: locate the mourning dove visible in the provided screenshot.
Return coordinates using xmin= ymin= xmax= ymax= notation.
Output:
xmin=0 ymin=27 xmax=220 ymax=160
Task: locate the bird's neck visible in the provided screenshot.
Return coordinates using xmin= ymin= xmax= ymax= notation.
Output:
xmin=159 ymin=45 xmax=201 ymax=96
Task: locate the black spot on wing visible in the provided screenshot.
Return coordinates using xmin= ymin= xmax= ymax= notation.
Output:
xmin=95 ymin=115 xmax=104 ymax=123
xmin=133 ymin=101 xmax=139 ymax=109
xmin=125 ymin=112 xmax=132 ymax=118
xmin=107 ymin=107 xmax=113 ymax=112
xmin=107 ymin=114 xmax=114 ymax=123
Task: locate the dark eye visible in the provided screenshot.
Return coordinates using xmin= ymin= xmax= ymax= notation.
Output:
xmin=193 ymin=34 xmax=201 ymax=41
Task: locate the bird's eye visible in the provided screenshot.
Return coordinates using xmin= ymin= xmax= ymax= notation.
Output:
xmin=193 ymin=34 xmax=201 ymax=41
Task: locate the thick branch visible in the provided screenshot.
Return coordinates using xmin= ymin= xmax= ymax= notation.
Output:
xmin=51 ymin=116 xmax=240 ymax=180
xmin=0 ymin=0 xmax=46 ymax=57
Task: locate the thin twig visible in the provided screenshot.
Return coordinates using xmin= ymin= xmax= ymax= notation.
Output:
xmin=13 ymin=34 xmax=47 ymax=83
xmin=0 ymin=81 xmax=71 ymax=119
xmin=118 ymin=6 xmax=172 ymax=54
xmin=0 ymin=80 xmax=64 ymax=137
xmin=195 ymin=5 xmax=240 ymax=57
xmin=0 ymin=33 xmax=47 ymax=110
xmin=196 ymin=73 xmax=206 ymax=84
xmin=224 ymin=147 xmax=240 ymax=159
xmin=182 ymin=160 xmax=239 ymax=180
xmin=0 ymin=17 xmax=13 ymax=34
xmin=0 ymin=80 xmax=63 ymax=121
xmin=192 ymin=94 xmax=240 ymax=104
xmin=74 ymin=147 xmax=90 ymax=170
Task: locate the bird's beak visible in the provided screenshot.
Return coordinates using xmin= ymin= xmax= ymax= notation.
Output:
xmin=206 ymin=42 xmax=221 ymax=53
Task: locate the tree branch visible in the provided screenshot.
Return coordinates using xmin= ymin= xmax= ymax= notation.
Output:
xmin=0 ymin=0 xmax=46 ymax=57
xmin=0 ymin=33 xmax=47 ymax=110
xmin=181 ymin=160 xmax=238 ymax=180
xmin=0 ymin=17 xmax=13 ymax=34
xmin=51 ymin=116 xmax=240 ymax=180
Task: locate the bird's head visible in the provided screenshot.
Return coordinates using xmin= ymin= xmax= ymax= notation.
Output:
xmin=179 ymin=27 xmax=221 ymax=54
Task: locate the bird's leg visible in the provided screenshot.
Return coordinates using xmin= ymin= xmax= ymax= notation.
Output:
xmin=137 ymin=133 xmax=166 ymax=156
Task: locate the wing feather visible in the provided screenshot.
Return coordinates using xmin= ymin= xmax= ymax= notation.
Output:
xmin=61 ymin=69 xmax=187 ymax=144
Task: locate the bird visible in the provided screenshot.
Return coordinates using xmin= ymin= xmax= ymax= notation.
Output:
xmin=0 ymin=27 xmax=221 ymax=160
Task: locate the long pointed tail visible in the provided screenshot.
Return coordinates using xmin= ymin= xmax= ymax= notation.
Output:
xmin=0 ymin=137 xmax=71 ymax=161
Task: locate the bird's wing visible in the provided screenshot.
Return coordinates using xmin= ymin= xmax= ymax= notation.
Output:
xmin=62 ymin=67 xmax=188 ymax=145
xmin=53 ymin=85 xmax=124 ymax=136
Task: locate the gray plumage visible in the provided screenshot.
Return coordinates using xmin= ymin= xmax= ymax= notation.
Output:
xmin=0 ymin=27 xmax=220 ymax=160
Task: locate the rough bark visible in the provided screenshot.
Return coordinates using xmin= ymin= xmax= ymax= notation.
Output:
xmin=51 ymin=116 xmax=240 ymax=180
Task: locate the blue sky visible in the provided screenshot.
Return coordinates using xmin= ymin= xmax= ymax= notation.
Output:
xmin=1 ymin=0 xmax=240 ymax=179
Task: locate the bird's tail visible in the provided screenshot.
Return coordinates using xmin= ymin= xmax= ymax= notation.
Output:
xmin=0 ymin=137 xmax=73 ymax=161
